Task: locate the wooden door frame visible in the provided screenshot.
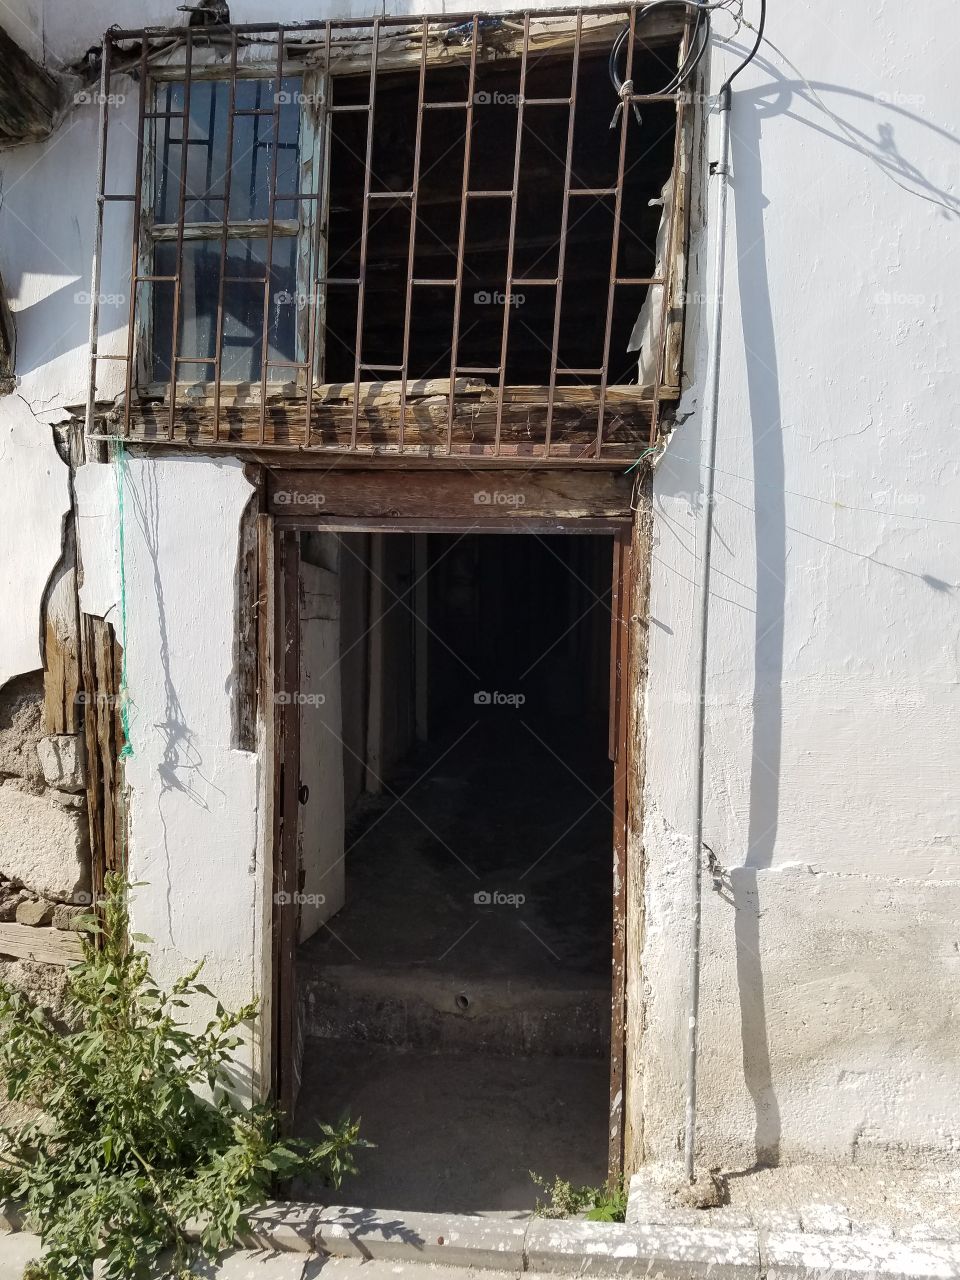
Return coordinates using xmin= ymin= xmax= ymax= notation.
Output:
xmin=265 ymin=475 xmax=637 ymax=1177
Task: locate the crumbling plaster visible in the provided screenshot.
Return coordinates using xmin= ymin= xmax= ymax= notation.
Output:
xmin=636 ymin=3 xmax=960 ymax=1169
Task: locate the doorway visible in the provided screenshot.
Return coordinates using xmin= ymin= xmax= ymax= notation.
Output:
xmin=272 ymin=515 xmax=633 ymax=1212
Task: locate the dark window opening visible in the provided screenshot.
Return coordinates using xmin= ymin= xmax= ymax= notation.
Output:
xmin=325 ymin=47 xmax=678 ymax=386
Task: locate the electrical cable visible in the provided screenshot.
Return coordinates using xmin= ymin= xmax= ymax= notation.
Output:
xmin=721 ymin=0 xmax=765 ymax=91
xmin=608 ymin=0 xmax=741 ymax=104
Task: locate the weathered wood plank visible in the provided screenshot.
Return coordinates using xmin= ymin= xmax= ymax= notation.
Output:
xmin=267 ymin=467 xmax=635 ymax=518
xmin=0 ymin=923 xmax=84 ymax=965
xmin=0 ymin=273 xmax=14 ymax=391
xmin=117 ymin=384 xmax=662 ymax=455
xmin=43 ymin=559 xmax=81 ymax=735
xmin=234 ymin=483 xmax=262 ymax=752
xmin=623 ymin=474 xmax=654 ymax=1178
xmin=312 ymin=10 xmax=685 ymax=75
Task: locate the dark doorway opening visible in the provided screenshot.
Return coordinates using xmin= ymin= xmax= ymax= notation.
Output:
xmin=290 ymin=530 xmax=619 ymax=1212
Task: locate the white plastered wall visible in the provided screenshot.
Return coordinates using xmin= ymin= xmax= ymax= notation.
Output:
xmin=75 ymin=456 xmax=263 ymax=1084
xmin=637 ymin=2 xmax=960 ymax=1168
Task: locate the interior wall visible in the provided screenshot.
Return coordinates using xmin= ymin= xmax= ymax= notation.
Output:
xmin=338 ymin=533 xmax=370 ymax=813
xmin=297 ymin=548 xmax=346 ymax=943
xmin=379 ymin=536 xmax=417 ymax=777
xmin=634 ymin=1 xmax=960 ymax=1172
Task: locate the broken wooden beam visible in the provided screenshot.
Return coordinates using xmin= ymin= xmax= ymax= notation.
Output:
xmin=0 ymin=28 xmax=64 ymax=147
xmin=0 ymin=922 xmax=84 ymax=965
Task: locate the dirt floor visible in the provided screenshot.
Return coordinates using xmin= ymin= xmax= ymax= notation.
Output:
xmin=294 ymin=1039 xmax=609 ymax=1213
xmin=300 ymin=718 xmax=613 ymax=980
xmin=295 ymin=694 xmax=614 ymax=1212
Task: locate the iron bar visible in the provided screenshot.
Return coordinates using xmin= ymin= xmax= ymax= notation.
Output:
xmin=305 ymin=19 xmax=333 ymax=448
xmin=258 ymin=26 xmax=285 ymax=445
xmin=350 ymin=17 xmax=381 ymax=450
xmin=445 ymin=14 xmax=480 ymax=454
xmin=212 ymin=28 xmax=239 ymax=443
xmin=398 ymin=19 xmax=430 ymax=452
xmin=595 ymin=5 xmax=635 ymax=455
xmin=546 ymin=2 xmax=581 ymax=464
xmin=85 ymin=35 xmax=112 ymax=442
xmin=493 ymin=11 xmax=531 ymax=455
xmin=167 ymin=28 xmax=194 ymax=439
xmin=122 ymin=37 xmax=149 ymax=439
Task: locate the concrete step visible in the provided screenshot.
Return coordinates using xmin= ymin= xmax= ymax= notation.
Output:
xmin=0 ymin=1232 xmax=530 ymax=1279
xmin=298 ymin=962 xmax=610 ymax=1058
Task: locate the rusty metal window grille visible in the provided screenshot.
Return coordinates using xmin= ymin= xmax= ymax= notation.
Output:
xmin=86 ymin=7 xmax=696 ymax=460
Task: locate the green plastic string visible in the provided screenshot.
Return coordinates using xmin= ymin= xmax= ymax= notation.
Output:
xmin=624 ymin=445 xmax=660 ymax=474
xmin=112 ymin=439 xmax=135 ymax=762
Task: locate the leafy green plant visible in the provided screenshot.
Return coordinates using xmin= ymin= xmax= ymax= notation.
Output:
xmin=531 ymin=1172 xmax=627 ymax=1222
xmin=0 ymin=874 xmax=363 ymax=1280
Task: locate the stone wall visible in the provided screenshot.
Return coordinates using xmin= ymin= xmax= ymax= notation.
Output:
xmin=0 ymin=669 xmax=90 ymax=988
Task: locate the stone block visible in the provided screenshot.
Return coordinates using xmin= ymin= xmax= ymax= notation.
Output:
xmin=37 ymin=734 xmax=85 ymax=793
xmin=52 ymin=902 xmax=86 ymax=931
xmin=15 ymin=899 xmax=53 ymax=926
xmin=0 ymin=788 xmax=89 ymax=902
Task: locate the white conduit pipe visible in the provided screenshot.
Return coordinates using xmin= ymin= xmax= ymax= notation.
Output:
xmin=683 ymin=79 xmax=731 ymax=1185
xmin=683 ymin=0 xmax=766 ymax=1182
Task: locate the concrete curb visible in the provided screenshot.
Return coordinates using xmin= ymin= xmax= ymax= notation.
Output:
xmin=240 ymin=1204 xmax=960 ymax=1280
xmin=244 ymin=1205 xmax=528 ymax=1268
xmin=763 ymin=1231 xmax=960 ymax=1280
xmin=6 ymin=1201 xmax=960 ymax=1279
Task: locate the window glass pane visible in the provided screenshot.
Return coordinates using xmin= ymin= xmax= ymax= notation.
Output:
xmin=152 ymin=75 xmax=302 ymax=224
xmin=152 ymin=237 xmax=298 ymax=383
xmin=229 ymin=78 xmax=302 ymax=220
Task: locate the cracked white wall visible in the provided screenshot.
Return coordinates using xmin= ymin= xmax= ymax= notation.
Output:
xmin=637 ymin=1 xmax=960 ymax=1168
